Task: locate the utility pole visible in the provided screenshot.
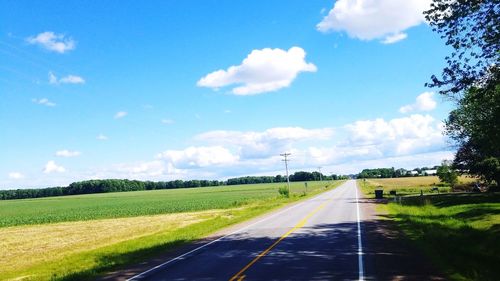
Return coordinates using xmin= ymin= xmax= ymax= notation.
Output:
xmin=318 ymin=166 xmax=322 ymax=181
xmin=280 ymin=153 xmax=291 ymax=193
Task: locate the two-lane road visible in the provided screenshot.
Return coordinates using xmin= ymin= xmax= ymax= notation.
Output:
xmin=130 ymin=180 xmax=364 ymax=280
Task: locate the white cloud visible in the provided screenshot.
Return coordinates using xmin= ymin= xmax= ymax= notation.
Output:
xmin=168 ymin=116 xmax=444 ymax=177
xmin=197 ymin=127 xmax=334 ymax=159
xmin=157 ymin=146 xmax=239 ymax=169
xmin=55 ymin=150 xmax=81 ymax=157
xmin=96 ymin=134 xmax=108 ymax=141
xmin=59 ymin=75 xmax=85 ymax=84
xmin=43 ymin=161 xmax=66 ymax=173
xmin=48 ymin=72 xmax=85 ymax=85
xmin=26 ymin=31 xmax=75 ymax=53
xmin=317 ymin=0 xmax=431 ymax=43
xmin=197 ymin=47 xmax=317 ymax=95
xmin=161 ymin=119 xmax=174 ymax=124
xmin=8 ymin=172 xmax=24 ymax=180
xmin=113 ymin=161 xmax=166 ymax=177
xmin=399 ymin=92 xmax=437 ymax=113
xmin=345 ymin=114 xmax=444 ymax=155
xmin=114 ymin=111 xmax=128 ymax=119
xmin=32 ymin=98 xmax=56 ymax=107
xmin=382 ymin=32 xmax=408 ymax=44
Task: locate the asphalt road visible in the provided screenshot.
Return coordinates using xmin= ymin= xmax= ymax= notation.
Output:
xmin=129 ymin=180 xmax=364 ymax=281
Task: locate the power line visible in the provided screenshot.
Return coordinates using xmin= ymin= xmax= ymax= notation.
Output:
xmin=318 ymin=166 xmax=322 ymax=181
xmin=280 ymin=153 xmax=291 ymax=193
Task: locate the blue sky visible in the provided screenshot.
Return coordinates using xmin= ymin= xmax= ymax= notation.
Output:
xmin=1 ymin=0 xmax=456 ymax=188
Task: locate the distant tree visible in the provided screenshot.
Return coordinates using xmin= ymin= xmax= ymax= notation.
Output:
xmin=274 ymin=175 xmax=283 ymax=183
xmin=357 ymin=168 xmax=395 ymax=179
xmin=437 ymin=160 xmax=459 ymax=187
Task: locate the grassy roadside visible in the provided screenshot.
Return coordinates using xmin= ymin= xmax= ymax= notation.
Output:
xmin=358 ymin=178 xmax=500 ymax=281
xmin=359 ymin=176 xmax=475 ymax=197
xmin=2 ymin=180 xmax=344 ymax=281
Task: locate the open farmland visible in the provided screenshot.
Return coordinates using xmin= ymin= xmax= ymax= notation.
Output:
xmin=360 ymin=176 xmax=476 ymax=197
xmin=0 ymin=180 xmax=343 ymax=280
xmin=0 ymin=181 xmax=335 ymax=228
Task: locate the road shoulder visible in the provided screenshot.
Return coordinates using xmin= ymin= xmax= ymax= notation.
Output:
xmin=100 ymin=190 xmax=327 ymax=281
xmin=358 ymin=183 xmax=446 ymax=280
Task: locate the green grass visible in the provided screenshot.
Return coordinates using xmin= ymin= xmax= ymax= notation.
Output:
xmin=2 ymin=200 xmax=283 ymax=281
xmin=387 ymin=193 xmax=500 ymax=281
xmin=358 ymin=178 xmax=500 ymax=280
xmin=1 ymin=180 xmax=344 ymax=281
xmin=0 ymin=181 xmax=334 ymax=228
xmin=358 ymin=176 xmax=475 ymax=197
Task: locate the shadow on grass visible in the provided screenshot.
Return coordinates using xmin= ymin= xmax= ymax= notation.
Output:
xmin=388 ymin=194 xmax=500 ymax=281
xmin=56 ymin=239 xmax=190 ymax=281
xmin=54 ymin=193 xmax=499 ymax=281
xmin=58 ymin=220 xmax=446 ymax=281
xmin=401 ymin=192 xmax=500 ymax=207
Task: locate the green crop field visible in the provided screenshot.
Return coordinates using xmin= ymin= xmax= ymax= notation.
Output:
xmin=0 ymin=180 xmax=343 ymax=281
xmin=0 ymin=181 xmax=333 ymax=228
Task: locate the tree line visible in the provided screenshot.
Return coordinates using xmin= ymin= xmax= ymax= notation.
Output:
xmin=357 ymin=166 xmax=440 ymax=179
xmin=0 ymin=179 xmax=223 ymax=200
xmin=226 ymin=172 xmax=347 ymax=185
xmin=0 ymin=171 xmax=348 ymax=200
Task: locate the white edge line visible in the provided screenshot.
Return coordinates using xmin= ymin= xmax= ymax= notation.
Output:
xmin=355 ymin=181 xmax=365 ymax=281
xmin=127 ymin=189 xmax=335 ymax=280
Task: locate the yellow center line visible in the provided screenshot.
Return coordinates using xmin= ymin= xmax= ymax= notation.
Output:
xmin=228 ymin=198 xmax=333 ymax=281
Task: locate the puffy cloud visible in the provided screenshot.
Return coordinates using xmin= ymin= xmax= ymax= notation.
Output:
xmin=96 ymin=134 xmax=108 ymax=141
xmin=317 ymin=0 xmax=431 ymax=43
xmin=399 ymin=92 xmax=437 ymax=113
xmin=156 ymin=112 xmax=445 ymax=176
xmin=8 ymin=172 xmax=24 ymax=180
xmin=197 ymin=47 xmax=317 ymax=95
xmin=55 ymin=150 xmax=81 ymax=157
xmin=26 ymin=31 xmax=75 ymax=53
xmin=157 ymin=146 xmax=239 ymax=169
xmin=32 ymin=98 xmax=56 ymax=107
xmin=43 ymin=161 xmax=66 ymax=173
xmin=196 ymin=127 xmax=334 ymax=159
xmin=49 ymin=72 xmax=85 ymax=85
xmin=114 ymin=111 xmax=128 ymax=119
xmin=345 ymin=114 xmax=444 ymax=155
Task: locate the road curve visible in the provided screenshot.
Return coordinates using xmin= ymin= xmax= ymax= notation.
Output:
xmin=129 ymin=180 xmax=364 ymax=281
